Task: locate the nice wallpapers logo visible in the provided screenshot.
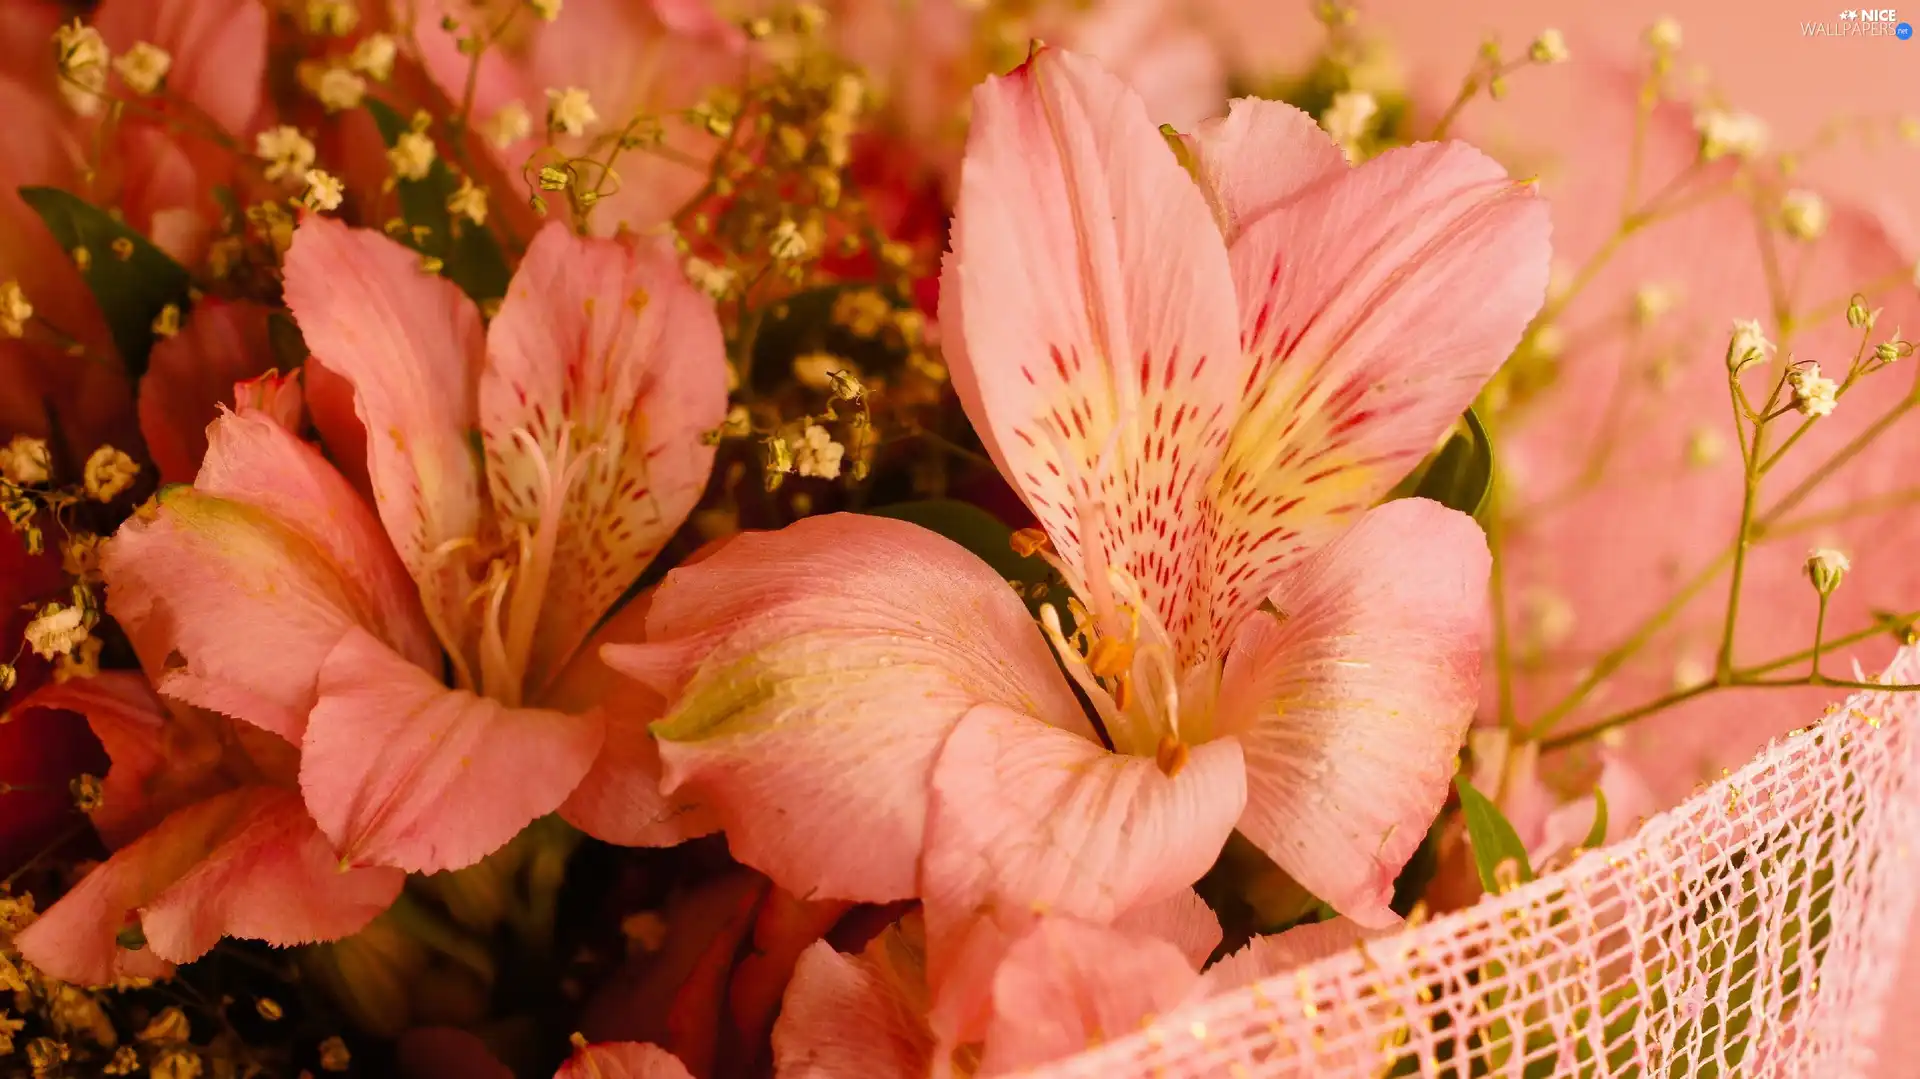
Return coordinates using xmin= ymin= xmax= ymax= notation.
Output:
xmin=1805 ymin=8 xmax=1915 ymax=36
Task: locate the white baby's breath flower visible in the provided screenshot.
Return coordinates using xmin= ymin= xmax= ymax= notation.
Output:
xmin=1528 ymin=28 xmax=1570 ymax=64
xmin=1647 ymin=16 xmax=1682 ymax=51
xmin=545 ymin=86 xmax=597 ymax=137
xmin=83 ymin=445 xmax=138 ymax=501
xmin=0 ymin=281 xmax=32 ymax=338
xmin=25 ymin=603 xmax=89 ymax=660
xmin=1726 ymin=318 xmax=1772 ymax=372
xmin=314 ymin=65 xmax=367 ymax=112
xmin=1805 ymin=548 xmax=1850 ymax=594
xmin=305 ymin=0 xmax=359 ymax=36
xmin=1320 ymin=90 xmax=1378 ymax=162
xmin=1633 ymin=283 xmax=1676 ymax=324
xmin=255 ymin=125 xmax=317 ymax=183
xmin=113 ymin=42 xmax=171 ymax=95
xmin=768 ymin=218 xmax=808 ymax=260
xmin=792 ymin=424 xmax=845 ymax=480
xmin=1787 ymin=362 xmax=1838 ymax=418
xmin=349 ymin=32 xmax=396 ymax=80
xmin=683 ymin=256 xmax=734 ymax=300
xmin=0 ymin=434 xmax=51 ymax=485
xmin=303 ymin=169 xmax=345 ymax=212
xmin=1695 ymin=107 xmax=1767 ymax=162
xmin=446 ymin=177 xmax=488 ymax=224
xmin=388 ymin=131 xmax=437 ymax=181
xmin=53 ymin=20 xmax=110 ymax=115
xmin=1780 ymin=189 xmax=1828 ymax=241
xmin=485 ymin=101 xmax=533 ymax=149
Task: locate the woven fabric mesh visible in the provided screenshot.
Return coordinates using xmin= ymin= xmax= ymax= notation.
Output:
xmin=1019 ymin=647 xmax=1920 ymax=1079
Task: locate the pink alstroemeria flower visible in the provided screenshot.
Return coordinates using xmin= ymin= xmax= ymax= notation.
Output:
xmin=11 ymin=670 xmax=401 ymax=985
xmin=104 ymin=216 xmax=728 ymax=879
xmin=774 ymin=905 xmax=1368 ymax=1078
xmin=614 ymin=43 xmax=1547 ymax=1031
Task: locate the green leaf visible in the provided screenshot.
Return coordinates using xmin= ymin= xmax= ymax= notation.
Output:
xmin=1582 ymin=785 xmax=1610 ymax=851
xmin=364 ymin=99 xmax=511 ymax=304
xmin=1411 ymin=408 xmax=1495 ymax=519
xmin=19 ymin=185 xmax=192 ymax=379
xmin=1454 ymin=774 xmax=1534 ymax=893
xmin=865 ymin=499 xmax=1060 ymax=621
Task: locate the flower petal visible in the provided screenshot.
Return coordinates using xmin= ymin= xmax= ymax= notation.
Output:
xmin=647 ymin=514 xmax=1083 ymax=903
xmin=1216 ymin=499 xmax=1489 ymax=927
xmin=975 ymin=916 xmax=1202 ymax=1077
xmin=1181 ymin=97 xmax=1346 ymax=244
xmin=556 ymin=1042 xmax=696 ymax=1079
xmin=1203 ymin=917 xmax=1372 ymax=991
xmin=282 ymin=217 xmax=487 ymax=650
xmin=919 ymin=704 xmax=1243 ymax=1040
xmin=1112 ymin=888 xmax=1223 ymax=970
xmin=773 ymin=935 xmax=936 ymax=1079
xmin=192 ymin=411 xmax=440 ymax=668
xmin=301 ymin=627 xmax=604 ymax=873
xmin=136 ymin=300 xmax=275 ymax=483
xmin=104 ymin=413 xmax=437 ymax=742
xmin=15 ymin=786 xmax=402 ymax=986
xmin=925 ymin=703 xmax=1245 ymax=927
xmin=95 ymin=0 xmax=266 ymax=136
xmin=1205 ymin=140 xmax=1549 ymax=640
xmin=480 ymin=223 xmax=727 ymax=695
xmin=12 ymin=673 xmax=223 ymax=848
xmin=940 ymin=46 xmax=1244 ymax=657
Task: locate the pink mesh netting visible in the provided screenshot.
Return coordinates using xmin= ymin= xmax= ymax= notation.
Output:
xmin=1022 ymin=647 xmax=1920 ymax=1078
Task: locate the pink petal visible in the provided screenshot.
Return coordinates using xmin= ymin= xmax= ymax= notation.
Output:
xmin=282 ymin=217 xmax=487 ymax=648
xmin=555 ymin=1042 xmax=696 ymax=1079
xmin=232 ymin=368 xmax=306 ymax=432
xmin=1180 ymin=97 xmax=1346 ymax=244
xmin=15 ymin=786 xmax=402 ymax=986
xmin=975 ymin=916 xmax=1202 ymax=1076
xmin=729 ymin=889 xmax=856 ymax=1060
xmin=479 ymin=223 xmax=727 ymax=696
xmin=104 ymin=412 xmax=436 ymax=741
xmin=105 ymin=498 xmax=387 ymax=743
xmin=94 ymin=0 xmax=266 ymax=136
xmin=13 ymin=674 xmax=224 ymax=849
xmin=137 ymin=300 xmax=275 ymax=483
xmin=549 ymin=594 xmax=721 ymax=847
xmin=1112 ymin=888 xmax=1224 ymax=970
xmin=1203 ymin=917 xmax=1371 ymax=991
xmin=645 ymin=513 xmax=1083 ymax=903
xmin=302 ymin=627 xmax=604 ymax=873
xmin=563 ymin=709 xmax=720 ymax=848
xmin=1205 ymin=140 xmax=1549 ymax=641
xmin=919 ymin=704 xmax=1243 ymax=1040
xmin=925 ymin=703 xmax=1245 ymax=927
xmin=1216 ymin=499 xmax=1489 ymax=927
xmin=940 ymin=46 xmax=1244 ymax=658
xmin=773 ymin=932 xmax=936 ymax=1079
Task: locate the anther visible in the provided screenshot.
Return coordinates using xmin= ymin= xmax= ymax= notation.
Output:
xmin=1155 ymin=735 xmax=1190 ymax=778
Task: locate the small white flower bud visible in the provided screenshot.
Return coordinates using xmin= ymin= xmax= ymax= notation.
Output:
xmin=1805 ymin=548 xmax=1849 ymax=595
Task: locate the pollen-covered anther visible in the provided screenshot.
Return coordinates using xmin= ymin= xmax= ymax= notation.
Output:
xmin=1155 ymin=734 xmax=1190 ymax=778
xmin=1086 ymin=634 xmax=1133 ymax=679
xmin=1009 ymin=528 xmax=1053 ymax=558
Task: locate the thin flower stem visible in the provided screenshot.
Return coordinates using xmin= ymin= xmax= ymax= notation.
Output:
xmin=1810 ymin=591 xmax=1831 ymax=679
xmin=1519 ymin=547 xmax=1733 ymax=740
xmin=1715 ymin=374 xmax=1764 ymax=679
xmin=1542 ymin=664 xmax=1920 ymax=751
xmin=1487 ymin=478 xmax=1517 ymax=728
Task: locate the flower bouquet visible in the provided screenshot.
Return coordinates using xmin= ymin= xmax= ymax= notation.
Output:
xmin=1 ymin=1 xmax=1916 ymax=1077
